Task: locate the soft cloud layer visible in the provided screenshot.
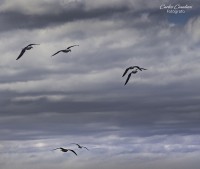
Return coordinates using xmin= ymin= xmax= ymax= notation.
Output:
xmin=0 ymin=0 xmax=200 ymax=169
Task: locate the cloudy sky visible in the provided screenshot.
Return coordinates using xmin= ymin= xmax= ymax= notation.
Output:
xmin=0 ymin=0 xmax=200 ymax=168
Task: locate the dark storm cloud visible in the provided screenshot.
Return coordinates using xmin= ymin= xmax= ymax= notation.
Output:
xmin=1 ymin=75 xmax=200 ymax=140
xmin=0 ymin=3 xmax=131 ymax=32
xmin=2 ymin=0 xmax=195 ymax=33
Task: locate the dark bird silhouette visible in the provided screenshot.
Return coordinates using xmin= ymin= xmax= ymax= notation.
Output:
xmin=122 ymin=66 xmax=147 ymax=77
xmin=124 ymin=69 xmax=139 ymax=85
xmin=71 ymin=143 xmax=89 ymax=150
xmin=52 ymin=45 xmax=79 ymax=57
xmin=53 ymin=147 xmax=77 ymax=156
xmin=16 ymin=44 xmax=39 ymax=60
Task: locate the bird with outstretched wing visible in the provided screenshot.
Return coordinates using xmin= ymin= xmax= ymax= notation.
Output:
xmin=122 ymin=66 xmax=147 ymax=77
xmin=16 ymin=44 xmax=39 ymax=60
xmin=53 ymin=147 xmax=77 ymax=156
xmin=71 ymin=143 xmax=89 ymax=150
xmin=51 ymin=45 xmax=79 ymax=57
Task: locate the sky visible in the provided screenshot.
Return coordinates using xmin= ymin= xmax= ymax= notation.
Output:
xmin=0 ymin=0 xmax=200 ymax=168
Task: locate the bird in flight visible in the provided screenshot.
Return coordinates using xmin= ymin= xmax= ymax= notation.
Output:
xmin=51 ymin=45 xmax=79 ymax=57
xmin=53 ymin=147 xmax=77 ymax=156
xmin=16 ymin=44 xmax=39 ymax=60
xmin=71 ymin=143 xmax=89 ymax=150
xmin=122 ymin=66 xmax=147 ymax=77
xmin=124 ymin=69 xmax=138 ymax=85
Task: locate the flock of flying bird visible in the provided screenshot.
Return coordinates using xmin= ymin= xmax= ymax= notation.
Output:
xmin=53 ymin=143 xmax=89 ymax=156
xmin=16 ymin=44 xmax=147 ymax=85
xmin=16 ymin=44 xmax=89 ymax=156
xmin=15 ymin=43 xmax=147 ymax=156
xmin=15 ymin=42 xmax=147 ymax=155
xmin=16 ymin=43 xmax=79 ymax=60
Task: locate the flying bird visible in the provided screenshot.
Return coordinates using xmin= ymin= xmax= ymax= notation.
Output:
xmin=71 ymin=143 xmax=89 ymax=150
xmin=53 ymin=147 xmax=77 ymax=156
xmin=51 ymin=45 xmax=79 ymax=57
xmin=122 ymin=66 xmax=147 ymax=77
xmin=16 ymin=44 xmax=39 ymax=60
xmin=124 ymin=69 xmax=139 ymax=85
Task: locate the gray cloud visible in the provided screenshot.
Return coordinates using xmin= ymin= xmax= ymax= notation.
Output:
xmin=0 ymin=1 xmax=133 ymax=32
xmin=0 ymin=0 xmax=200 ymax=169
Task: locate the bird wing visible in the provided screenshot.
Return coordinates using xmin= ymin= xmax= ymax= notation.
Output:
xmin=68 ymin=149 xmax=77 ymax=156
xmin=124 ymin=73 xmax=132 ymax=85
xmin=27 ymin=43 xmax=40 ymax=47
xmin=83 ymin=147 xmax=89 ymax=150
xmin=16 ymin=48 xmax=26 ymax=60
xmin=134 ymin=66 xmax=147 ymax=71
xmin=67 ymin=45 xmax=79 ymax=49
xmin=52 ymin=50 xmax=62 ymax=57
xmin=122 ymin=67 xmax=132 ymax=77
xmin=53 ymin=148 xmax=60 ymax=150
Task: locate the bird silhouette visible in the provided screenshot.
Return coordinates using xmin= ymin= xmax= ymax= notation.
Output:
xmin=16 ymin=44 xmax=39 ymax=60
xmin=51 ymin=45 xmax=79 ymax=57
xmin=71 ymin=143 xmax=89 ymax=150
xmin=53 ymin=147 xmax=77 ymax=156
xmin=122 ymin=66 xmax=147 ymax=77
xmin=124 ymin=69 xmax=138 ymax=85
